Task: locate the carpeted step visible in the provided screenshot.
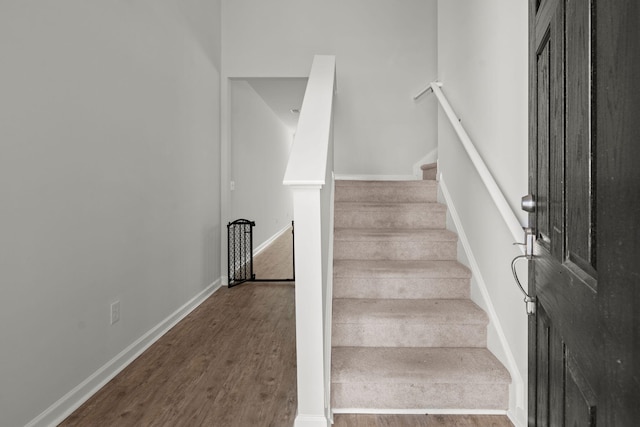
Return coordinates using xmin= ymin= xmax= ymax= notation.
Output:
xmin=335 ymin=180 xmax=437 ymax=203
xmin=330 ymin=178 xmax=511 ymax=413
xmin=421 ymin=163 xmax=438 ymax=180
xmin=332 ymin=299 xmax=488 ymax=347
xmin=334 ymin=228 xmax=458 ymax=261
xmin=334 ymin=202 xmax=446 ymax=229
xmin=331 ymin=347 xmax=510 ymax=410
xmin=332 ymin=260 xmax=471 ymax=299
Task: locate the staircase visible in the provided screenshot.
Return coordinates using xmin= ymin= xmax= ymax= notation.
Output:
xmin=331 ymin=171 xmax=511 ymax=412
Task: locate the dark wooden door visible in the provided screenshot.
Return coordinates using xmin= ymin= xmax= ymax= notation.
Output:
xmin=528 ymin=0 xmax=640 ymax=425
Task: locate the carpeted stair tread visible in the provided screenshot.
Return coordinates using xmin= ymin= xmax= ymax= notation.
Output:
xmin=333 ymin=228 xmax=458 ymax=261
xmin=332 ymin=260 xmax=472 ymax=299
xmin=333 ymin=259 xmax=471 ymax=279
xmin=332 ymin=299 xmax=488 ymax=347
xmin=332 ymin=347 xmax=511 ymax=385
xmin=335 ymin=180 xmax=437 ymax=203
xmin=335 ymin=201 xmax=446 ymax=210
xmin=331 ymin=347 xmax=510 ymax=410
xmin=334 ymin=202 xmax=446 ymax=229
xmin=334 ymin=228 xmax=458 ymax=242
xmin=421 ymin=163 xmax=438 ymax=181
xmin=336 ymin=179 xmax=433 ymax=186
xmin=332 ymin=299 xmax=488 ymax=325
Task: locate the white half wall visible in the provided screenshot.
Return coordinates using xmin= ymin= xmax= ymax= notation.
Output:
xmin=0 ymin=1 xmax=222 ymax=425
xmin=221 ymin=0 xmax=438 ymax=176
xmin=230 ymin=79 xmax=294 ymax=248
xmin=437 ymin=1 xmax=529 ymax=426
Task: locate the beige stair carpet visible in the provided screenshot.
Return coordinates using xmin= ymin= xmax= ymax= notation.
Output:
xmin=421 ymin=162 xmax=438 ymax=180
xmin=331 ymin=179 xmax=510 ymax=412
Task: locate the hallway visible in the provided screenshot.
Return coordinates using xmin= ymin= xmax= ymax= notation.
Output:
xmin=61 ymin=281 xmax=297 ymax=426
xmin=61 ymin=231 xmax=298 ymax=426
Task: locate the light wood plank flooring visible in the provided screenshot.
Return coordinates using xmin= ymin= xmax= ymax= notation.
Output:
xmin=61 ymin=228 xmax=513 ymax=426
xmin=61 ymin=231 xmax=297 ymax=427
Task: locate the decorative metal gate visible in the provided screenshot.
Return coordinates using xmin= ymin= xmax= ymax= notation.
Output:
xmin=227 ymin=220 xmax=295 ymax=288
xmin=227 ymin=219 xmax=255 ymax=287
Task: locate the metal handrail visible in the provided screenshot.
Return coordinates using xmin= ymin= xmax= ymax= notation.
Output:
xmin=413 ymin=84 xmax=434 ymax=100
xmin=429 ymin=81 xmax=526 ymax=253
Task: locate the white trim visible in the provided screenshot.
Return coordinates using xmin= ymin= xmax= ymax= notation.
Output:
xmin=283 ymin=55 xmax=336 ymax=187
xmin=253 ymin=223 xmax=293 ymax=256
xmin=412 ymin=147 xmax=439 ymax=179
xmin=220 ymin=74 xmax=232 ymax=298
xmin=285 ymin=56 xmax=335 ymax=427
xmin=324 ymin=172 xmax=335 ymax=418
xmin=289 ymin=187 xmax=330 ymax=427
xmin=294 ymin=414 xmax=331 ymax=427
xmin=334 ymin=174 xmax=417 ymax=181
xmin=332 ymin=408 xmax=508 ymax=415
xmin=508 ymin=410 xmax=527 ymax=427
xmin=413 ymin=83 xmax=434 ymax=100
xmin=439 ymin=174 xmax=525 ymax=418
xmin=282 ymin=179 xmax=326 ymax=186
xmin=26 ymin=279 xmax=223 ymax=427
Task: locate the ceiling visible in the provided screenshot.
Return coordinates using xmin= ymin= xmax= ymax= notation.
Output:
xmin=245 ymin=77 xmax=309 ymax=133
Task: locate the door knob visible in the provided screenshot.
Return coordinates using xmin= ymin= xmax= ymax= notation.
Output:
xmin=521 ymin=194 xmax=536 ymax=213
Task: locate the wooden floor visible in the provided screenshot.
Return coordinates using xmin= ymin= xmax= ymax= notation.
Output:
xmin=253 ymin=226 xmax=296 ymax=281
xmin=61 ymin=228 xmax=513 ymax=426
xmin=61 ymin=231 xmax=297 ymax=427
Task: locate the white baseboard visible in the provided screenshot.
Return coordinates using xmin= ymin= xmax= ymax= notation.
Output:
xmin=334 ymin=174 xmax=417 ymax=181
xmin=253 ymin=223 xmax=292 ymax=256
xmin=508 ymin=409 xmax=527 ymax=427
xmin=332 ymin=408 xmax=507 ymax=415
xmin=438 ymin=174 xmax=526 ymax=425
xmin=27 ymin=279 xmax=222 ymax=427
xmin=294 ymin=414 xmax=331 ymax=427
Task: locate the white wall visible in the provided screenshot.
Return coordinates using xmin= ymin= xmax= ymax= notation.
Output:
xmin=437 ymin=1 xmax=528 ymax=222
xmin=221 ymin=0 xmax=438 ymax=176
xmin=230 ymin=80 xmax=294 ymax=247
xmin=437 ymin=1 xmax=529 ymax=425
xmin=0 ymin=1 xmax=222 ymax=425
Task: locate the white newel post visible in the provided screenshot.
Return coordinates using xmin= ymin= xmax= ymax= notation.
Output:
xmin=291 ymin=186 xmax=330 ymax=427
xmin=283 ymin=55 xmax=335 ymax=427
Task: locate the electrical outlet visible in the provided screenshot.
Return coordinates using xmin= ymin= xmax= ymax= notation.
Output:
xmin=110 ymin=300 xmax=120 ymax=325
xmin=230 ymin=181 xmax=235 ymax=191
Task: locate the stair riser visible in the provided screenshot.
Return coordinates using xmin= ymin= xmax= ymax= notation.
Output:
xmin=331 ymin=383 xmax=509 ymax=410
xmin=333 ymin=277 xmax=470 ymax=299
xmin=332 ymin=278 xmax=470 ymax=299
xmin=332 ymin=324 xmax=487 ymax=348
xmin=422 ymin=168 xmax=437 ymax=181
xmin=334 ymin=240 xmax=457 ymax=261
xmin=335 ymin=209 xmax=446 ymax=229
xmin=335 ymin=186 xmax=437 ymax=203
